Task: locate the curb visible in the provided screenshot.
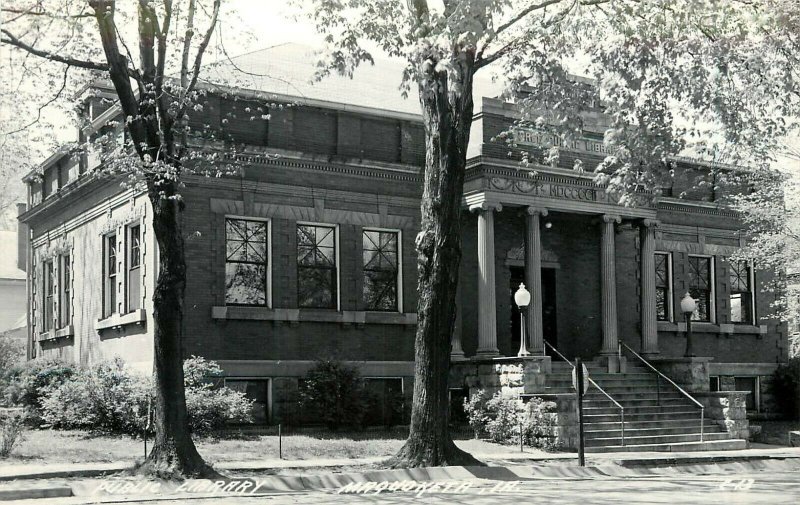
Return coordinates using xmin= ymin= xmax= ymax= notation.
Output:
xmin=0 ymin=485 xmax=73 ymax=501
xmin=613 ymin=454 xmax=800 ymax=467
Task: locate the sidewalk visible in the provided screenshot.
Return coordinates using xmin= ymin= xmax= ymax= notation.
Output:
xmin=1 ymin=444 xmax=798 ymax=481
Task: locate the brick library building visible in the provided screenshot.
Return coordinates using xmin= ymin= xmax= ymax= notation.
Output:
xmin=20 ymin=44 xmax=790 ymax=451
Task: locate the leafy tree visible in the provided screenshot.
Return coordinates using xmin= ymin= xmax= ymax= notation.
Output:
xmin=0 ymin=0 xmax=255 ymax=477
xmin=301 ymin=0 xmax=799 ymax=467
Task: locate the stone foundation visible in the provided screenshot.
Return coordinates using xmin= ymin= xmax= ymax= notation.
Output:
xmin=650 ymin=356 xmax=712 ymax=393
xmin=694 ymin=391 xmax=751 ymax=440
xmin=449 ymin=356 xmax=552 ymax=397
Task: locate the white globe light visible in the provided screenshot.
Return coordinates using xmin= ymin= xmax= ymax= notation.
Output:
xmin=514 ymin=283 xmax=531 ymax=308
xmin=680 ymin=292 xmax=697 ymax=314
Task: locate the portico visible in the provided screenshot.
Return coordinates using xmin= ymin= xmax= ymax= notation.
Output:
xmin=452 ymin=161 xmax=659 ymax=369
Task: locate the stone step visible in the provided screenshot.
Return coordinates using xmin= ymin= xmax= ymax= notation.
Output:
xmin=583 ymin=398 xmax=698 ymax=408
xmin=584 ymin=431 xmax=731 ymax=447
xmin=584 ymin=424 xmax=725 ymax=438
xmin=584 ymin=403 xmax=700 ymax=414
xmin=583 ymin=386 xmax=680 ymax=395
xmin=583 ymin=418 xmax=720 ymax=431
xmin=584 ymin=410 xmax=703 ymax=422
xmin=585 ymin=439 xmax=748 ymax=453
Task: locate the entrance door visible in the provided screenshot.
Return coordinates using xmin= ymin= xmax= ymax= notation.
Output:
xmin=542 ymin=268 xmax=557 ymax=350
xmin=509 ymin=267 xmax=558 ymax=352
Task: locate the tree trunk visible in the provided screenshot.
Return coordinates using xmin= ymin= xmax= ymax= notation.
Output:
xmin=388 ymin=50 xmax=482 ymax=468
xmin=137 ymin=181 xmax=217 ymax=479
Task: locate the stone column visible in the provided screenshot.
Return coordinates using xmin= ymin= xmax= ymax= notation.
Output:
xmin=526 ymin=207 xmax=547 ymax=355
xmin=640 ymin=219 xmax=660 ymax=355
xmin=451 ymin=267 xmax=466 ymax=361
xmin=601 ymin=214 xmax=621 ymax=355
xmin=475 ymin=202 xmax=502 ymax=357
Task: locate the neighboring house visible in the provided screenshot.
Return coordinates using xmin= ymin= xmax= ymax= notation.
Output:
xmin=0 ymin=203 xmax=27 ymax=340
xmin=19 ymin=44 xmax=789 ymax=442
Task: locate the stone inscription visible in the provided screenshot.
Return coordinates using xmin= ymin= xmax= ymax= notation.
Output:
xmin=513 ymin=128 xmax=610 ymax=155
xmin=489 ymin=177 xmax=602 ymax=202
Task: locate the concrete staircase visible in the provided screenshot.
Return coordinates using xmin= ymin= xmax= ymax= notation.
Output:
xmin=543 ymin=360 xmax=748 ymax=453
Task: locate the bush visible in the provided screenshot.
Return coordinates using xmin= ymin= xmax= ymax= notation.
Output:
xmin=3 ymin=358 xmax=78 ymax=420
xmin=0 ymin=411 xmax=25 ymax=458
xmin=463 ymin=390 xmax=559 ymax=450
xmin=770 ymin=356 xmax=800 ymax=420
xmin=186 ymin=385 xmax=253 ymax=436
xmin=39 ymin=358 xmax=151 ymax=434
xmin=36 ymin=356 xmax=252 ymax=436
xmin=298 ymin=359 xmax=370 ymax=430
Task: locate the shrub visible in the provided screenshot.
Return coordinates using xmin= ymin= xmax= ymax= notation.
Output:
xmin=463 ymin=390 xmax=560 ymax=450
xmin=3 ymin=358 xmax=78 ymax=421
xmin=39 ymin=358 xmax=151 ymax=433
xmin=186 ymin=385 xmax=253 ymax=436
xmin=0 ymin=334 xmax=24 ymax=379
xmin=298 ymin=359 xmax=370 ymax=430
xmin=0 ymin=411 xmax=25 ymax=458
xmin=521 ymin=397 xmax=559 ymax=450
xmin=770 ymin=356 xmax=800 ymax=420
xmin=37 ymin=356 xmax=252 ymax=436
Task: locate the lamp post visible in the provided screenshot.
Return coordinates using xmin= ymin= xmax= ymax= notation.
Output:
xmin=680 ymin=292 xmax=697 ymax=358
xmin=515 ymin=283 xmax=531 ymax=357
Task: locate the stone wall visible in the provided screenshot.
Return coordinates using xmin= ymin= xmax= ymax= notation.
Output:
xmin=695 ymin=391 xmax=751 ymax=440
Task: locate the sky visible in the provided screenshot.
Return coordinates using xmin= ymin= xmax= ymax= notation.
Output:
xmin=0 ymin=0 xmax=798 ymax=206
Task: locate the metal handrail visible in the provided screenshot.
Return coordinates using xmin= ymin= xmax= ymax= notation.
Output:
xmin=545 ymin=341 xmax=626 ymax=446
xmin=619 ymin=343 xmax=705 ymax=442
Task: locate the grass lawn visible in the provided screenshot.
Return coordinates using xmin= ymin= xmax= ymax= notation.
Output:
xmin=0 ymin=428 xmax=555 ymax=466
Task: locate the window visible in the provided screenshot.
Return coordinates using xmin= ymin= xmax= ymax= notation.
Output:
xmin=104 ymin=234 xmax=117 ymax=318
xmin=734 ymin=377 xmax=759 ymax=412
xmin=709 ymin=376 xmax=720 ymax=392
xmin=363 ymin=229 xmax=401 ymax=311
xmin=225 ymin=218 xmax=269 ymax=306
xmin=127 ymin=225 xmax=141 ymax=311
xmin=688 ymin=256 xmax=714 ymax=322
xmin=43 ymin=260 xmax=54 ymax=332
xmin=224 ymin=378 xmax=271 ymax=424
xmin=655 ymin=252 xmax=672 ymax=321
xmin=297 ymin=224 xmax=337 ymax=309
xmin=729 ymin=260 xmax=754 ymax=324
xmin=363 ymin=378 xmax=404 ymax=426
xmin=59 ymin=255 xmax=70 ymax=327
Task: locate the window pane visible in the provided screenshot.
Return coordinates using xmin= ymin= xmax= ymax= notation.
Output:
xmin=226 ymin=219 xmax=269 ymax=306
xmin=128 ymin=268 xmax=141 ymax=311
xmin=363 ymin=230 xmax=399 ymax=311
xmin=734 ymin=377 xmax=757 ymax=411
xmin=655 ymin=254 xmax=668 ymax=287
xmin=296 ymin=225 xmax=337 ymax=308
xmin=689 ymin=288 xmax=711 ymax=321
xmin=129 ymin=226 xmax=141 ymax=268
xmin=298 ymin=266 xmax=336 ymax=308
xmin=656 ymin=287 xmax=668 ymax=321
xmin=225 ymin=263 xmax=266 ymax=305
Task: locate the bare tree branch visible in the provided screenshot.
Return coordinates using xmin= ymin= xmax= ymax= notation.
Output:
xmin=178 ymin=0 xmax=220 ymax=118
xmin=180 ymin=0 xmax=197 ymax=89
xmin=1 ymin=28 xmax=108 ymax=71
xmin=1 ymin=65 xmax=71 ymax=136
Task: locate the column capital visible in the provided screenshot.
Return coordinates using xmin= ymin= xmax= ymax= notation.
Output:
xmin=602 ymin=214 xmax=622 ymax=224
xmin=642 ymin=218 xmax=661 ymax=228
xmin=469 ymin=201 xmax=503 ymax=213
xmin=526 ymin=206 xmax=548 ymax=217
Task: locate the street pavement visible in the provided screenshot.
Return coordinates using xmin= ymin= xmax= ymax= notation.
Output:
xmin=18 ymin=467 xmax=799 ymax=505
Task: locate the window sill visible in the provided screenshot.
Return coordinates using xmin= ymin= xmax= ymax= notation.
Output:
xmin=37 ymin=325 xmax=74 ymax=342
xmin=211 ymin=306 xmax=417 ymax=327
xmin=95 ymin=309 xmax=147 ymax=331
xmin=658 ymin=321 xmax=767 ymax=336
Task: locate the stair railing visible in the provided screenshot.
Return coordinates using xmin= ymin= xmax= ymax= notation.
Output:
xmin=619 ymin=343 xmax=705 ymax=442
xmin=545 ymin=341 xmax=626 ymax=446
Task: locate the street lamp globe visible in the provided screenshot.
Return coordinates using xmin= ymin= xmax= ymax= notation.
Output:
xmin=515 ymin=283 xmax=531 ymax=357
xmin=680 ymin=292 xmax=697 ymax=315
xmin=680 ymin=292 xmax=698 ymax=358
xmin=514 ymin=283 xmax=531 ymax=308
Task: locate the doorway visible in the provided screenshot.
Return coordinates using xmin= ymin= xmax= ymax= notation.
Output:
xmin=509 ymin=267 xmax=558 ymax=352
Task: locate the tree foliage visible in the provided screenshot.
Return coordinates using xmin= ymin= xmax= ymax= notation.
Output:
xmin=300 ymin=0 xmax=799 ymax=467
